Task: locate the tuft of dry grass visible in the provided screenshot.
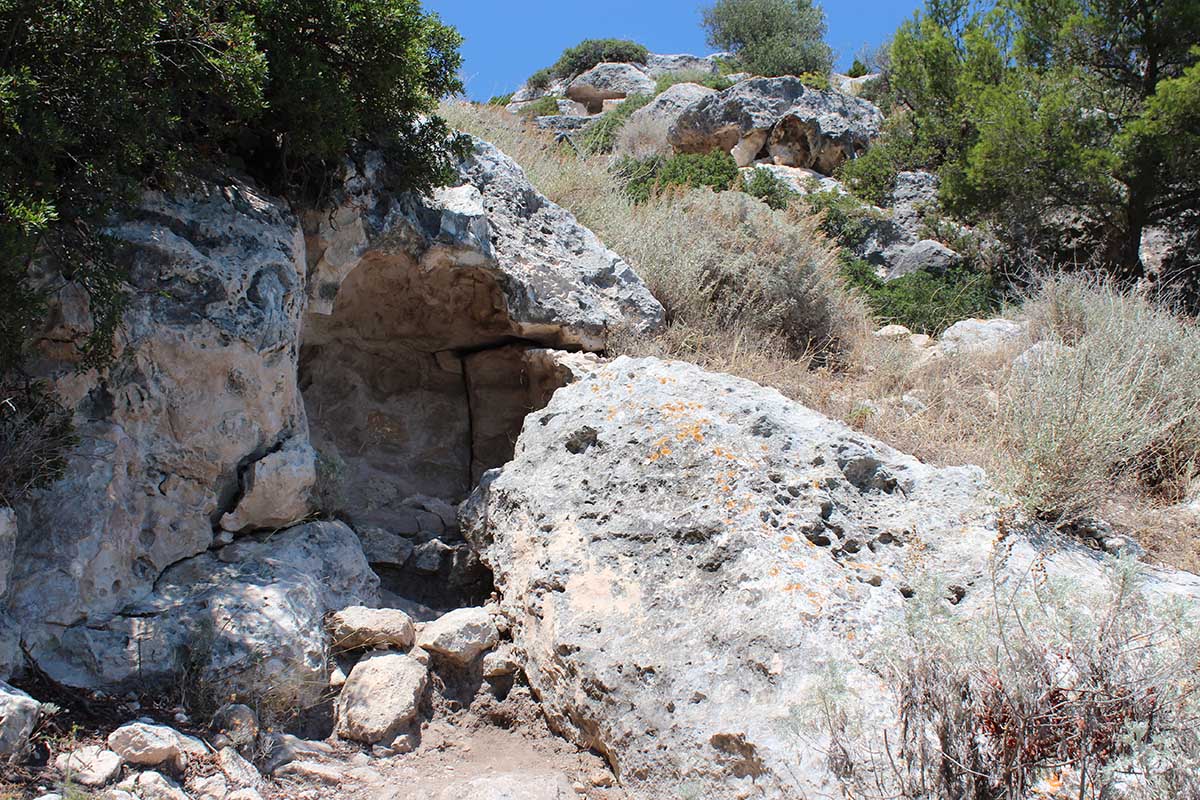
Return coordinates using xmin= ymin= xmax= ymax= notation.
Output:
xmin=613 ymin=114 xmax=672 ymax=160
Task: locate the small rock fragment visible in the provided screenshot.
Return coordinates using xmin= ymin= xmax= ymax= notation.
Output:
xmin=327 ymin=606 xmax=415 ymax=651
xmin=55 ymin=746 xmax=123 ymax=787
xmin=336 ymin=651 xmax=428 ymax=743
xmin=416 ymin=607 xmax=499 ymax=665
xmin=107 ymin=721 xmax=186 ymax=768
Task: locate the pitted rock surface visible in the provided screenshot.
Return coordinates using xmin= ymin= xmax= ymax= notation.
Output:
xmin=10 ymin=180 xmax=308 ymax=673
xmin=465 ymin=356 xmax=1200 ymax=798
xmin=669 ymin=77 xmax=882 ymax=173
xmin=35 ymin=521 xmax=378 ymax=700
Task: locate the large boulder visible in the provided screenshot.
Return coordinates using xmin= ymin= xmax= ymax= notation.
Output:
xmin=668 ymin=77 xmax=883 ymax=173
xmin=29 ymin=521 xmax=378 ymax=704
xmin=465 ymin=357 xmax=1200 ymax=799
xmin=10 ymin=179 xmax=308 ymax=661
xmin=627 ymin=83 xmax=718 ymax=130
xmin=566 ymin=63 xmax=655 ymax=114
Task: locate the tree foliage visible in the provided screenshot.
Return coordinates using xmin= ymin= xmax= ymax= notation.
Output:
xmin=701 ymin=0 xmax=834 ymax=77
xmin=0 ymin=0 xmax=464 ymax=375
xmin=846 ymin=0 xmax=1200 ymax=283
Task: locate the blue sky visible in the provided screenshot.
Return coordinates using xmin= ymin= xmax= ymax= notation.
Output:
xmin=422 ymin=0 xmax=923 ymax=101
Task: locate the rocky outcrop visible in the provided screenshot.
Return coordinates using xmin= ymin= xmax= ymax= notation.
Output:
xmin=740 ymin=163 xmax=844 ymax=196
xmin=32 ymin=521 xmax=378 ymax=702
xmin=466 ymin=356 xmax=1200 ymax=798
xmin=669 ymin=77 xmax=883 ymax=172
xmin=939 ymin=317 xmax=1028 ymax=355
xmin=566 ymin=63 xmax=655 ymax=114
xmin=831 ymin=72 xmax=882 ymax=97
xmin=890 ymin=238 xmax=963 ymax=278
xmin=643 ymin=53 xmax=726 ymax=77
xmin=627 ymin=82 xmax=718 ymax=129
xmin=12 ymin=181 xmax=308 ymax=672
xmin=301 ymin=137 xmax=663 ymax=542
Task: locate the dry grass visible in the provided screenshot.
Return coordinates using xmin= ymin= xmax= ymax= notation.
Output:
xmin=613 ymin=114 xmax=672 ymax=160
xmin=443 ymin=101 xmax=1200 ymax=571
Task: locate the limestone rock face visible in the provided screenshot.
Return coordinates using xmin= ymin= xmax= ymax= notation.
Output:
xmin=643 ymin=52 xmax=725 ymax=77
xmin=566 ymin=63 xmax=655 ymax=113
xmin=669 ymin=77 xmax=883 ymax=173
xmin=740 ymin=163 xmax=843 ymax=196
xmin=219 ymin=437 xmax=316 ymax=532
xmin=10 ymin=179 xmax=307 ymax=663
xmin=466 ymin=356 xmax=1200 ymax=799
xmin=627 ymin=82 xmax=717 ymax=129
xmin=0 ymin=680 xmax=39 ymax=759
xmin=32 ymin=521 xmax=378 ymax=703
xmin=301 ymin=137 xmax=663 ymax=531
xmin=335 ymin=651 xmax=428 ymax=744
xmin=0 ymin=509 xmax=13 ymax=600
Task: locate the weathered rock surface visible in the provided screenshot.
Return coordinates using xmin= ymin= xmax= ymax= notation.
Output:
xmin=135 ymin=771 xmax=189 ymax=800
xmin=328 ymin=606 xmax=415 ymax=651
xmin=890 ymin=238 xmax=963 ymax=278
xmin=643 ymin=52 xmax=726 ymax=78
xmin=939 ymin=318 xmax=1027 ymax=355
xmin=301 ymin=137 xmax=662 ymax=532
xmin=831 ymin=72 xmax=882 ymax=97
xmin=628 ymin=82 xmax=717 ymax=130
xmin=35 ymin=521 xmax=377 ymax=702
xmin=219 ymin=437 xmax=316 ymax=532
xmin=0 ymin=680 xmax=39 ymax=759
xmin=56 ymin=745 xmax=123 ymax=786
xmin=107 ymin=721 xmax=188 ymax=768
xmin=416 ymin=607 xmax=498 ymax=665
xmin=335 ymin=651 xmax=428 ymax=743
xmin=669 ymin=77 xmax=882 ymax=173
xmin=11 ymin=179 xmax=308 ymax=673
xmin=465 ymin=356 xmax=1200 ymax=798
xmin=0 ymin=509 xmax=16 ymax=678
xmin=566 ymin=63 xmax=654 ymax=113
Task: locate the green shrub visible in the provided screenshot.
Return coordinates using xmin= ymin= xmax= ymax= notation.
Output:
xmin=701 ymin=0 xmax=834 ymax=77
xmin=581 ymin=94 xmax=652 ymax=154
xmin=847 ymin=58 xmax=869 ymax=78
xmin=528 ymin=38 xmax=649 ymax=86
xmin=837 ymin=116 xmax=937 ymax=206
xmin=488 ymin=93 xmax=514 ymax=106
xmin=0 ymin=0 xmax=464 ymax=379
xmin=841 ymin=256 xmax=1000 ymax=334
xmin=743 ymin=168 xmax=798 ymax=210
xmin=526 ymin=68 xmax=553 ymax=91
xmin=654 ymin=71 xmax=734 ymax=94
xmin=805 ymin=189 xmax=888 ymax=248
xmin=797 ymin=71 xmax=832 ymax=90
xmin=516 ymin=96 xmax=561 ymax=117
xmin=616 ymin=151 xmax=740 ymax=204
